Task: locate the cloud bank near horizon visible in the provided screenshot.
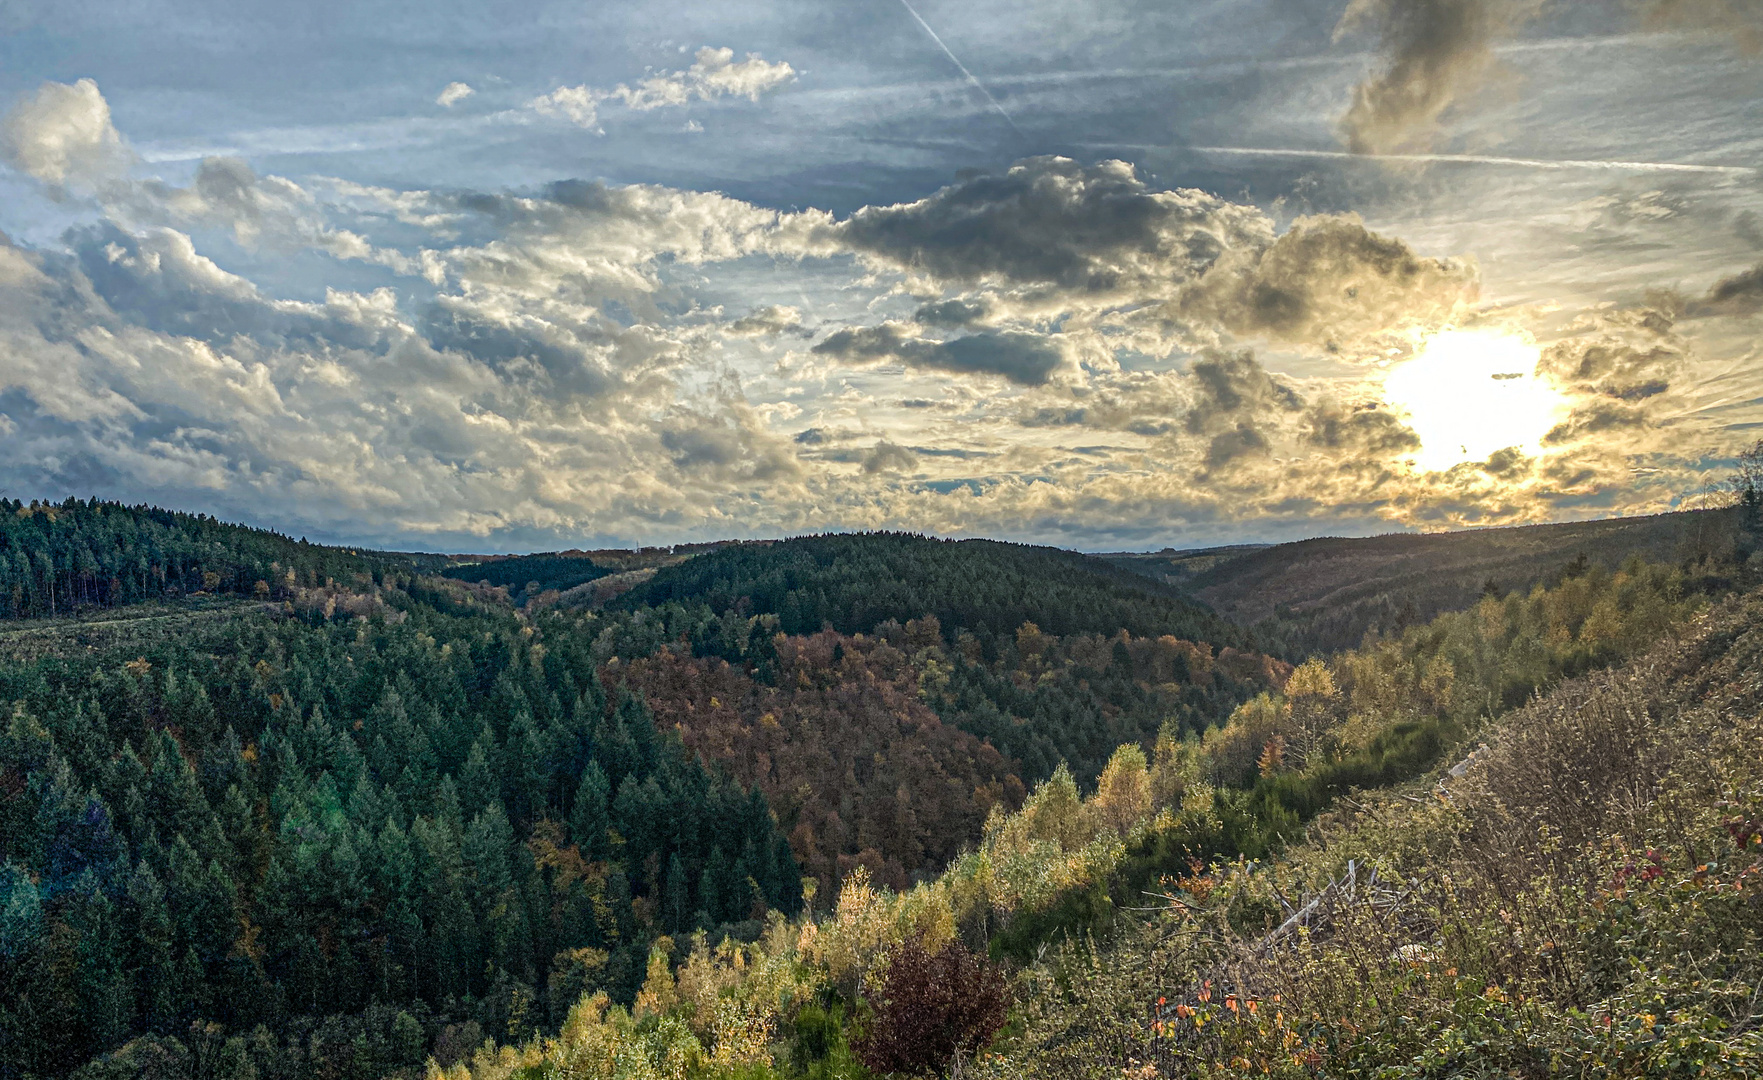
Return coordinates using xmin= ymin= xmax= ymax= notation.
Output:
xmin=0 ymin=36 xmax=1757 ymax=551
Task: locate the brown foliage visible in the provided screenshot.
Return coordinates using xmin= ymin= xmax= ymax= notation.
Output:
xmin=854 ymin=937 xmax=1008 ymax=1077
xmin=606 ymin=630 xmax=1025 ymax=898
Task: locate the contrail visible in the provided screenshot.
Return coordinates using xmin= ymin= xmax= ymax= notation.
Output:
xmin=1190 ymin=145 xmax=1756 ymax=175
xmin=894 ymin=0 xmax=1026 ymax=140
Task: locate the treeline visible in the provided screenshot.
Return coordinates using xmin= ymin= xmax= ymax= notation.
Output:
xmin=614 ymin=532 xmax=1245 ymax=646
xmin=0 ymin=597 xmax=799 ymax=1080
xmin=0 ymin=499 xmax=422 ymax=619
xmin=437 ymin=555 xmax=613 ymax=603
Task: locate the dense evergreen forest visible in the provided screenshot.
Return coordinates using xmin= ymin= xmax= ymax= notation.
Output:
xmin=0 ymin=499 xmax=431 ymax=618
xmin=614 ymin=533 xmax=1245 ymax=646
xmin=437 ymin=555 xmax=613 ymax=603
xmin=0 ymin=566 xmax=799 ymax=1080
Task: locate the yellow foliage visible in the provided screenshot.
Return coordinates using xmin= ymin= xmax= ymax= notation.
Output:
xmin=634 ymin=937 xmax=677 ymax=1018
xmin=1284 ymin=658 xmax=1338 ymax=701
xmin=1088 ymin=744 xmax=1151 ymax=836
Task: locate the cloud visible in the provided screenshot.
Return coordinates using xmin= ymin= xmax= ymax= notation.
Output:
xmin=913 ymin=297 xmax=990 ymax=327
xmin=823 ymin=158 xmax=1473 ymax=357
xmin=1333 ymin=0 xmax=1545 ymax=155
xmin=862 ymin=440 xmax=919 ymax=474
xmin=812 ymin=323 xmax=1069 ymax=385
xmin=529 ymin=85 xmax=604 ymax=130
xmin=1173 ymin=213 xmax=1479 ymax=351
xmin=1183 ymin=350 xmax=1303 ymax=468
xmin=1642 ymin=0 xmax=1763 ymax=54
xmin=1537 ymin=303 xmax=1684 ymax=402
xmin=727 ymin=304 xmax=803 ymax=336
xmin=529 ymin=46 xmax=795 ymax=130
xmin=123 ymin=156 xmax=414 ymax=271
xmin=830 ymin=156 xmax=1272 ymax=303
xmin=436 ymin=82 xmax=475 ymax=108
xmin=1 ymin=78 xmax=132 ymax=189
xmin=1303 ymin=400 xmax=1422 ymax=455
xmin=617 ymin=47 xmax=796 ymax=109
xmin=1698 ymin=263 xmax=1763 ymax=314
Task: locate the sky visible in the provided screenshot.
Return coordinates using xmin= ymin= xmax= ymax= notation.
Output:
xmin=0 ymin=0 xmax=1759 ymax=552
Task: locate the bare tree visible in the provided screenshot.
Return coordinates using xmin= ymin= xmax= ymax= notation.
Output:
xmin=1733 ymin=439 xmax=1763 ymax=553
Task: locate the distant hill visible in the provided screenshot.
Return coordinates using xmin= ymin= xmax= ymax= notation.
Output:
xmin=438 ymin=553 xmax=615 ymax=601
xmin=612 ymin=531 xmax=1246 ymax=646
xmin=1109 ymin=508 xmax=1739 ymax=655
xmin=0 ymin=497 xmax=430 ymax=618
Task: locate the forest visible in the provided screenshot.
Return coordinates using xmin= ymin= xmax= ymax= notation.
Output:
xmin=0 ymin=497 xmax=1758 ymax=1080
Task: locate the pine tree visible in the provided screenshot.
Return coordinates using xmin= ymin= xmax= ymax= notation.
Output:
xmin=569 ymin=763 xmax=612 ymax=861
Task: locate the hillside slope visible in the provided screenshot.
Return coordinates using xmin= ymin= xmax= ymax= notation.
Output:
xmin=0 ymin=498 xmax=436 ymax=617
xmin=614 ymin=532 xmax=1244 ymax=646
xmin=1001 ymin=581 xmax=1763 ymax=1078
xmin=1113 ymin=508 xmax=1737 ymax=654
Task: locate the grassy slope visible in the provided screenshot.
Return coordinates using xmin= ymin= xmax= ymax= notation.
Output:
xmin=999 ymin=583 xmax=1763 ymax=1078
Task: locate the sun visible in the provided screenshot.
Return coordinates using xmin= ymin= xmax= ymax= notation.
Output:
xmin=1382 ymin=329 xmax=1568 ymax=473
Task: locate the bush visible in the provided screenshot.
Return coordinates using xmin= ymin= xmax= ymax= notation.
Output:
xmin=854 ymin=937 xmax=1008 ymax=1076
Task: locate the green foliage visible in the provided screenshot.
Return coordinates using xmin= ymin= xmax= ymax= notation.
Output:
xmin=0 ymin=589 xmax=799 ymax=1080
xmin=0 ymin=498 xmax=427 ymax=618
xmin=615 ymin=532 xmax=1245 ymax=646
xmin=438 ymin=555 xmax=613 ymax=603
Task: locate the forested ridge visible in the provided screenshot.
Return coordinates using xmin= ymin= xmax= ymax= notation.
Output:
xmin=437 ymin=556 xmax=613 ymax=603
xmin=3 ymin=499 xmax=1756 ymax=1080
xmin=0 ymin=499 xmax=430 ymax=619
xmin=614 ymin=532 xmax=1244 ymax=646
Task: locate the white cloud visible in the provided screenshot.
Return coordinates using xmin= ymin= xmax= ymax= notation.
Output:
xmin=528 ymin=45 xmax=795 ymax=130
xmin=528 ymin=85 xmax=603 ymax=131
xmin=0 ymin=78 xmax=132 ymax=189
xmin=619 ymin=46 xmax=795 ymax=109
xmin=436 ymin=81 xmax=475 ymax=108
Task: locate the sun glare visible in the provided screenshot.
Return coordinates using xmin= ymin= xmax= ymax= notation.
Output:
xmin=1382 ymin=329 xmax=1567 ymax=473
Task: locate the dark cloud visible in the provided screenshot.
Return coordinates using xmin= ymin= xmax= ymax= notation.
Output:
xmin=1204 ymin=421 xmax=1272 ymax=469
xmin=1538 ymin=304 xmax=1685 ymax=401
xmin=1303 ymin=400 xmax=1421 ymax=455
xmin=1182 ymin=351 xmax=1304 ymax=470
xmin=861 ymin=440 xmax=918 ymax=474
xmin=1480 ymin=447 xmax=1532 ymax=478
xmin=812 ymin=323 xmax=1066 ymax=385
xmin=1699 ymin=263 xmax=1763 ymax=314
xmin=727 ymin=304 xmax=804 ymax=336
xmin=421 ymin=299 xmax=618 ymax=396
xmin=1184 ymin=350 xmax=1301 ymax=437
xmin=68 ymin=224 xmax=387 ymax=351
xmin=830 ymin=156 xmax=1269 ymax=299
xmin=913 ymin=297 xmax=990 ymax=328
xmin=657 ymin=410 xmax=799 ymax=482
xmin=1544 ymin=402 xmax=1649 ymax=445
xmin=1333 ymin=0 xmax=1544 ymax=155
xmin=1175 ymin=213 xmax=1477 ymax=348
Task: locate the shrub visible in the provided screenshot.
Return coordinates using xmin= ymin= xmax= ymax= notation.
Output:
xmin=854 ymin=937 xmax=1008 ymax=1076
